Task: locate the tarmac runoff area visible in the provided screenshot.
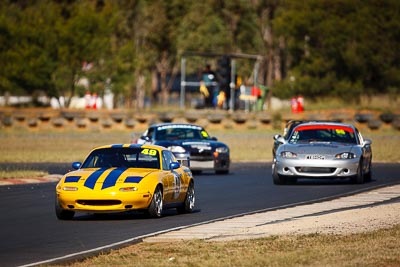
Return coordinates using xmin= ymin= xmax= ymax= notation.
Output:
xmin=144 ymin=184 xmax=400 ymax=242
xmin=1 ymin=177 xmax=399 ymax=243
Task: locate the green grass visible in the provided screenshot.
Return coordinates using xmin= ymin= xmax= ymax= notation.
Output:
xmin=50 ymin=225 xmax=400 ymax=267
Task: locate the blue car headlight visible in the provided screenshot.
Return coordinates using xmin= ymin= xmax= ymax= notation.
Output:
xmin=335 ymin=152 xmax=356 ymax=159
xmin=168 ymin=146 xmax=186 ymax=153
xmin=280 ymin=151 xmax=297 ymax=158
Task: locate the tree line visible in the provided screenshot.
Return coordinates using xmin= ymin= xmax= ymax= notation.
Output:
xmin=1 ymin=0 xmax=399 ymax=109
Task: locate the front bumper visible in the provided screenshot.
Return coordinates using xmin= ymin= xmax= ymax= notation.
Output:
xmin=274 ymin=158 xmax=359 ymax=178
xmin=174 ymin=153 xmax=191 ymax=167
xmin=174 ymin=152 xmax=230 ymax=171
xmin=56 ymin=189 xmax=152 ymax=212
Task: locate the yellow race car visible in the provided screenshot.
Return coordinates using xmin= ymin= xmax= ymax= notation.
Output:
xmin=55 ymin=144 xmax=195 ymax=220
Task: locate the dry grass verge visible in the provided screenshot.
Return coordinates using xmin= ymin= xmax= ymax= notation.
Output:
xmin=0 ymin=129 xmax=399 ymax=164
xmin=50 ymin=224 xmax=400 ymax=267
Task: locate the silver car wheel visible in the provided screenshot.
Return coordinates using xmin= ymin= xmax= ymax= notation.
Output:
xmin=177 ymin=182 xmax=195 ymax=214
xmin=272 ymin=161 xmax=287 ymax=185
xmin=148 ymin=187 xmax=163 ymax=218
xmin=154 ymin=189 xmax=163 ymax=215
xmin=187 ymin=184 xmax=195 ymax=210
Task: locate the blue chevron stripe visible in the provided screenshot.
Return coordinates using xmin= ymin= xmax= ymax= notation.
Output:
xmin=102 ymin=168 xmax=127 ymax=190
xmin=111 ymin=144 xmax=123 ymax=148
xmin=65 ymin=176 xmax=81 ymax=183
xmin=84 ymin=168 xmax=106 ymax=189
xmin=124 ymin=176 xmax=143 ymax=183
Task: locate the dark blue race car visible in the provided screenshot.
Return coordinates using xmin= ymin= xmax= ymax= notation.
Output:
xmin=135 ymin=123 xmax=230 ymax=174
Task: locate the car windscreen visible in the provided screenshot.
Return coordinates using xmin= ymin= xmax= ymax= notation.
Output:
xmin=82 ymin=147 xmax=160 ymax=169
xmin=155 ymin=126 xmax=209 ymax=141
xmin=289 ymin=125 xmax=357 ymax=144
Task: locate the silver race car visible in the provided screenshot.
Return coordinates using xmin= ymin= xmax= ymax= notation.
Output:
xmin=272 ymin=121 xmax=372 ymax=184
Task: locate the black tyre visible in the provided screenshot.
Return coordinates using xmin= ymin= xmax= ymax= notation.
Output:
xmin=177 ymin=181 xmax=195 ymax=214
xmin=286 ymin=177 xmax=298 ymax=184
xmin=55 ymin=199 xmax=75 ymax=220
xmin=215 ymin=169 xmax=229 ymax=175
xmin=351 ymin=160 xmax=365 ymax=184
xmin=272 ymin=163 xmax=286 ymax=185
xmin=364 ymin=161 xmax=372 ymax=182
xmin=147 ymin=186 xmax=163 ymax=218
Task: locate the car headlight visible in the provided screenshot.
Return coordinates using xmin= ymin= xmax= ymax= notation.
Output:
xmin=119 ymin=187 xmax=138 ymax=192
xmin=168 ymin=146 xmax=186 ymax=153
xmin=335 ymin=152 xmax=356 ymax=159
xmin=280 ymin=151 xmax=297 ymax=158
xmin=216 ymin=147 xmax=229 ymax=153
xmin=62 ymin=186 xmax=78 ymax=191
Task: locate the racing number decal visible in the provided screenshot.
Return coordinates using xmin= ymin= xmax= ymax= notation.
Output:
xmin=335 ymin=129 xmax=346 ymax=135
xmin=141 ymin=148 xmax=157 ymax=156
xmin=200 ymin=130 xmax=209 ymax=138
xmin=172 ymin=171 xmax=182 ymax=199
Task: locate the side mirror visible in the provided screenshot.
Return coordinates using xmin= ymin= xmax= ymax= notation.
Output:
xmin=364 ymin=139 xmax=372 ymax=145
xmin=72 ymin=162 xmax=81 ymax=170
xmin=274 ymin=135 xmax=285 ymax=144
xmin=140 ymin=136 xmax=151 ymax=142
xmin=211 ymin=136 xmax=218 ymax=141
xmin=170 ymin=162 xmax=180 ymax=170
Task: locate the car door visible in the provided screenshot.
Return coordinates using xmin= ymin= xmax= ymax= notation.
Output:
xmin=162 ymin=150 xmax=183 ymax=202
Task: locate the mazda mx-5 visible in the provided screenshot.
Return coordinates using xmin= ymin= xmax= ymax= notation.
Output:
xmin=272 ymin=121 xmax=372 ymax=184
xmin=135 ymin=123 xmax=230 ymax=174
xmin=55 ymin=144 xmax=195 ymax=219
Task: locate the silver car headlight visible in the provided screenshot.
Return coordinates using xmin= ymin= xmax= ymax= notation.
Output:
xmin=168 ymin=146 xmax=186 ymax=153
xmin=216 ymin=147 xmax=229 ymax=153
xmin=335 ymin=152 xmax=356 ymax=159
xmin=280 ymin=151 xmax=297 ymax=158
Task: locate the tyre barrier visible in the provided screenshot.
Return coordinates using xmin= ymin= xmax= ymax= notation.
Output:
xmin=0 ymin=108 xmax=399 ymax=131
xmin=258 ymin=113 xmax=271 ymax=124
xmin=354 ymin=113 xmax=373 ymax=123
xmin=27 ymin=118 xmax=38 ymax=127
xmin=38 ymin=112 xmax=51 ymax=122
xmin=14 ymin=112 xmax=27 ymax=122
xmin=52 ymin=117 xmax=64 ymax=128
xmin=87 ymin=112 xmax=100 ymax=122
xmin=207 ymin=113 xmax=225 ymax=124
xmin=367 ymin=119 xmax=382 ymax=130
xmin=2 ymin=116 xmax=13 ymax=127
xmin=110 ymin=113 xmax=125 ymax=123
xmin=232 ymin=113 xmax=248 ymax=124
xmin=379 ymin=113 xmax=395 ymax=124
xmin=125 ymin=118 xmax=136 ymax=129
xmin=185 ymin=113 xmax=199 ymax=123
xmin=101 ymin=118 xmax=113 ymax=128
xmin=158 ymin=112 xmax=175 ymax=123
xmin=76 ymin=118 xmax=87 ymax=128
xmin=392 ymin=118 xmax=400 ymax=130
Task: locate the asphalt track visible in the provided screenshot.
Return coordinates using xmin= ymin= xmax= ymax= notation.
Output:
xmin=0 ymin=162 xmax=399 ymax=267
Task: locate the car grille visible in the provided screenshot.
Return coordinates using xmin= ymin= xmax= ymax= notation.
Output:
xmin=189 ymin=149 xmax=213 ymax=157
xmin=76 ymin=200 xmax=122 ymax=206
xmin=296 ymin=167 xmax=336 ymax=174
